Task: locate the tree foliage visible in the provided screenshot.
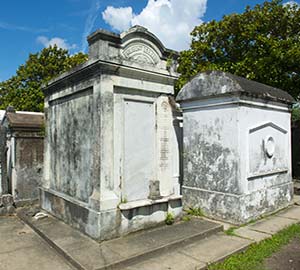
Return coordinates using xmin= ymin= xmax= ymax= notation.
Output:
xmin=292 ymin=107 xmax=300 ymax=121
xmin=177 ymin=0 xmax=300 ymax=99
xmin=0 ymin=46 xmax=88 ymax=112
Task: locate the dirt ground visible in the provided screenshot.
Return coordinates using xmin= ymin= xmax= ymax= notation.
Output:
xmin=264 ymin=237 xmax=300 ymax=270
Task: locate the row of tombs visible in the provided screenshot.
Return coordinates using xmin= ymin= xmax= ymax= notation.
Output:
xmin=0 ymin=26 xmax=295 ymax=240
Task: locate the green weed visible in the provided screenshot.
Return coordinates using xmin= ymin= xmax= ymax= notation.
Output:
xmin=165 ymin=212 xmax=175 ymax=225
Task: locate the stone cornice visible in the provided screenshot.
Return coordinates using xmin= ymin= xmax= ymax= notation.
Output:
xmin=43 ymin=59 xmax=179 ymax=96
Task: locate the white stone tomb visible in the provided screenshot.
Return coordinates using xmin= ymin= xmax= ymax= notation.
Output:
xmin=40 ymin=26 xmax=182 ymax=240
xmin=177 ymin=71 xmax=295 ymax=224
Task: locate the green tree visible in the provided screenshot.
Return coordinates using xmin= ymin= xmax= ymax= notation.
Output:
xmin=0 ymin=45 xmax=87 ymax=112
xmin=292 ymin=105 xmax=300 ymax=121
xmin=177 ymin=0 xmax=300 ymax=99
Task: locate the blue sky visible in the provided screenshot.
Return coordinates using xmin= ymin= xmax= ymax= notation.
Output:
xmin=0 ymin=0 xmax=297 ymax=82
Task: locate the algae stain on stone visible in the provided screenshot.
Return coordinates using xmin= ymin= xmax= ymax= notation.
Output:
xmin=184 ymin=119 xmax=239 ymax=193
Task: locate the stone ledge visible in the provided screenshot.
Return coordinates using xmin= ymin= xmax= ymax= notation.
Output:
xmin=40 ymin=187 xmax=90 ymax=209
xmin=15 ymin=198 xmax=39 ymax=208
xmin=40 ymin=188 xmax=183 ymax=240
xmin=119 ymin=195 xmax=182 ymax=211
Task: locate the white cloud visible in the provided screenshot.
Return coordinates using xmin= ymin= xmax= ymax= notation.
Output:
xmin=283 ymin=0 xmax=299 ymax=7
xmin=102 ymin=6 xmax=133 ymax=32
xmin=102 ymin=0 xmax=207 ymax=51
xmin=0 ymin=21 xmax=48 ymax=33
xmin=81 ymin=0 xmax=101 ymax=52
xmin=37 ymin=36 xmax=77 ymax=50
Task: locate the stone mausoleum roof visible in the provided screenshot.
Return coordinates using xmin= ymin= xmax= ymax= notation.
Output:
xmin=176 ymin=70 xmax=295 ymax=105
xmin=4 ymin=111 xmax=44 ymax=131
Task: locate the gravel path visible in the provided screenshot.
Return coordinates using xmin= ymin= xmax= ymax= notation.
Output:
xmin=264 ymin=237 xmax=300 ymax=270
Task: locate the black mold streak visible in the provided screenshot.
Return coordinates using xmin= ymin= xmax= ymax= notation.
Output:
xmin=185 ymin=120 xmax=239 ymax=193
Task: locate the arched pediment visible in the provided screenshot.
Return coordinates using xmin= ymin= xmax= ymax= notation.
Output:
xmin=120 ymin=25 xmax=177 ymax=66
xmin=87 ymin=25 xmax=179 ymax=70
xmin=122 ymin=42 xmax=160 ymax=65
xmin=249 ymin=122 xmax=287 ymax=134
xmin=121 ymin=26 xmax=167 ymax=55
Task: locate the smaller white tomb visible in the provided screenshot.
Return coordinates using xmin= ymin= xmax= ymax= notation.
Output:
xmin=176 ymin=71 xmax=295 ymax=224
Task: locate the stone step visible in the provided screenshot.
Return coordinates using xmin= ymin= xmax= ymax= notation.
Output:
xmin=120 ymin=233 xmax=251 ymax=270
xmin=17 ymin=209 xmax=223 ymax=270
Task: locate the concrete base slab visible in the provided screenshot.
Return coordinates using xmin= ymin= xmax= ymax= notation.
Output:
xmin=202 ymin=216 xmax=233 ymax=231
xmin=234 ymin=227 xmax=271 ymax=242
xmin=123 ymin=250 xmax=206 ymax=270
xmin=0 ymin=216 xmax=74 ymax=270
xmin=276 ymin=205 xmax=300 ymax=221
xmin=121 ymin=233 xmax=251 ymax=270
xmin=247 ymin=216 xmax=297 ymax=235
xmin=63 ymin=240 xmax=123 ymax=270
xmin=18 ymin=210 xmax=222 ymax=270
xmin=104 ymin=218 xmax=222 ymax=260
xmin=11 ymin=204 xmax=300 ymax=270
xmin=0 ymin=245 xmax=74 ymax=270
xmin=180 ymin=233 xmax=251 ymax=265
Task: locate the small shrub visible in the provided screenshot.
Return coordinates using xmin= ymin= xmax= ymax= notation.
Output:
xmin=186 ymin=207 xmax=205 ymax=217
xmin=120 ymin=197 xmax=127 ymax=204
xmin=165 ymin=212 xmax=175 ymax=225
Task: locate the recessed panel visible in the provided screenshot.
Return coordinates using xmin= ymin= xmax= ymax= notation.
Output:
xmin=248 ymin=122 xmax=288 ymax=179
xmin=124 ymin=100 xmax=155 ymax=201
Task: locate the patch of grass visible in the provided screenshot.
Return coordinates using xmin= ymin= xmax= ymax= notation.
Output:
xmin=208 ymin=223 xmax=300 ymax=270
xmin=186 ymin=207 xmax=205 ymax=217
xmin=165 ymin=212 xmax=175 ymax=225
xmin=246 ymin=219 xmax=257 ymax=225
xmin=225 ymin=226 xmax=238 ymax=236
xmin=182 ymin=215 xmax=191 ymax=222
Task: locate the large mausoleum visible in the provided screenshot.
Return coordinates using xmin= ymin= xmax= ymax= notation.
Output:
xmin=41 ymin=26 xmax=182 ymax=240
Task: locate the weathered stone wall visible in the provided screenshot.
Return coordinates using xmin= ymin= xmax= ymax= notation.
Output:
xmin=14 ymin=133 xmax=44 ymax=202
xmin=183 ymin=102 xmax=293 ymax=224
xmin=292 ymin=120 xmax=300 ymax=178
xmin=0 ymin=126 xmax=7 ymax=195
xmin=182 ymin=104 xmax=240 ymax=195
xmin=177 ymin=71 xmax=294 ymax=224
xmin=239 ymin=105 xmax=291 ymax=195
xmin=41 ymin=26 xmax=181 ymax=240
xmin=0 ymin=110 xmax=44 ymax=204
xmin=47 ymin=86 xmax=93 ymax=203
